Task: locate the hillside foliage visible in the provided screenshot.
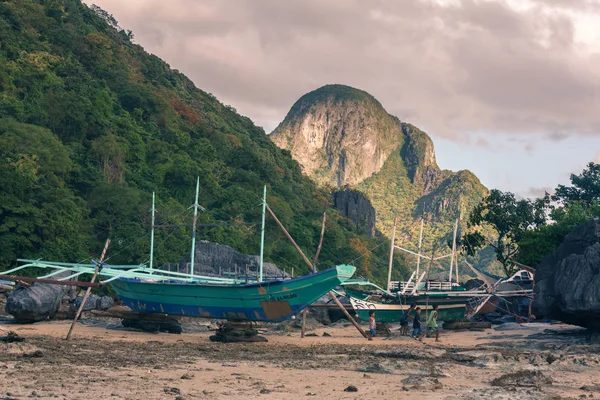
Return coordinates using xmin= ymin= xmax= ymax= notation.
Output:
xmin=0 ymin=0 xmax=414 ymax=285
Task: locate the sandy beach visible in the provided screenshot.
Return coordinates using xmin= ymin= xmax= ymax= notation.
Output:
xmin=1 ymin=314 xmax=600 ymax=400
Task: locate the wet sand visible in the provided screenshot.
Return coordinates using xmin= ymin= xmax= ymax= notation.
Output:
xmin=1 ymin=316 xmax=599 ymax=400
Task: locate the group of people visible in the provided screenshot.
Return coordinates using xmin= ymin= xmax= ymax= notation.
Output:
xmin=367 ymin=304 xmax=440 ymax=342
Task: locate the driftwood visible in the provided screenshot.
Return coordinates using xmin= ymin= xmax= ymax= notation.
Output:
xmin=0 ymin=326 xmax=23 ymax=343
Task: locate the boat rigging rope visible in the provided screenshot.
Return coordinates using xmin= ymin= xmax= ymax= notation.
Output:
xmin=346 ymin=238 xmax=389 ymax=265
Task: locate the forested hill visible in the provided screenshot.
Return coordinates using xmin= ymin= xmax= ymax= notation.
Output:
xmin=0 ymin=0 xmax=409 ymax=283
xmin=270 ymin=84 xmax=488 ymax=248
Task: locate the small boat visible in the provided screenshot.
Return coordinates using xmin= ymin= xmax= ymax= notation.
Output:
xmin=343 ymin=280 xmax=472 ymax=323
xmin=344 ymin=218 xmax=472 ymax=322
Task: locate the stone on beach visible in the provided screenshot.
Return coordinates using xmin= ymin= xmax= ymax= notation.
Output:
xmin=534 ymin=218 xmax=600 ymax=337
xmin=6 ymin=277 xmax=69 ymax=323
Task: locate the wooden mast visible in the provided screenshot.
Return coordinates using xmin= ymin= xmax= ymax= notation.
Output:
xmin=386 ymin=215 xmax=397 ymax=291
xmin=416 ymin=218 xmax=424 ymax=277
xmin=189 ymin=177 xmax=205 ymax=277
xmin=149 ymin=192 xmax=155 ymax=270
xmin=448 ymin=218 xmax=459 ymax=282
xmin=259 ymin=185 xmax=267 ymax=282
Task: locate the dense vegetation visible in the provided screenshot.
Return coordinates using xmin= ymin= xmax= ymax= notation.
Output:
xmin=462 ymin=162 xmax=600 ymax=275
xmin=0 ymin=0 xmax=414 ymax=284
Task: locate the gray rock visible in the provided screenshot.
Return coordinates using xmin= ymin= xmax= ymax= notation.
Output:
xmin=533 ymin=218 xmax=600 ymax=333
xmin=373 ymin=347 xmax=446 ymax=360
xmin=333 ymin=189 xmax=376 ymax=237
xmin=490 ymin=370 xmax=552 ymax=388
xmin=452 ymin=351 xmax=505 ymax=368
xmin=356 ymin=363 xmax=393 ymax=374
xmin=306 ymin=293 xmax=335 ymax=325
xmin=401 ymin=375 xmax=443 ymax=391
xmin=177 ymin=241 xmax=289 ymax=279
xmin=6 ymin=273 xmax=69 ymax=323
xmin=493 ymin=322 xmax=532 ymax=331
xmin=75 ymin=294 xmax=114 ymax=311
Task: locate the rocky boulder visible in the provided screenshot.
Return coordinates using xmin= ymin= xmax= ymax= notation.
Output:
xmin=533 ymin=217 xmax=600 ymax=332
xmin=333 ymin=189 xmax=376 ymax=237
xmin=178 ymin=241 xmax=289 ymax=279
xmin=6 ymin=276 xmax=69 ymax=323
xmin=75 ymin=294 xmax=114 ymax=311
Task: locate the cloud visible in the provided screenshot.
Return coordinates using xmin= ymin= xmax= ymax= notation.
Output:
xmin=85 ymin=0 xmax=600 ymax=138
xmin=525 ymin=186 xmax=554 ymax=198
xmin=594 ymin=151 xmax=600 ymax=164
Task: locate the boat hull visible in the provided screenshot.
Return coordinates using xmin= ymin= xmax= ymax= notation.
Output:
xmin=110 ymin=264 xmax=355 ymax=322
xmin=348 ymin=295 xmax=467 ymax=323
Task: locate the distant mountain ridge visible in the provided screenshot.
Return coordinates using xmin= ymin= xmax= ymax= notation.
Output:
xmin=270 ymin=84 xmax=488 ymax=243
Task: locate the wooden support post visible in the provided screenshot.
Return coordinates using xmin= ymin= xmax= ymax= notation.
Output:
xmin=528 ymin=280 xmax=535 ymax=322
xmin=300 ymin=309 xmax=308 ymax=338
xmin=329 ymin=291 xmax=367 ymax=339
xmin=65 ymin=239 xmax=110 ymax=341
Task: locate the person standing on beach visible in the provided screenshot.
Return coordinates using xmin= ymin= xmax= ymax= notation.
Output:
xmin=412 ymin=307 xmax=423 ymax=340
xmin=368 ymin=310 xmax=376 ymax=341
xmin=400 ymin=303 xmax=416 ymax=336
xmin=426 ymin=304 xmax=440 ymax=342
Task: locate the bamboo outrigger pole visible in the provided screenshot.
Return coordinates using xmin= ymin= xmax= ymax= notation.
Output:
xmin=265 ymin=203 xmax=367 ymax=339
xmin=66 ymin=239 xmax=110 ymax=340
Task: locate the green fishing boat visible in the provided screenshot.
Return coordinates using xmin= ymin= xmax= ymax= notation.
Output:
xmin=344 ymin=283 xmax=469 ymax=323
xmin=344 ymin=218 xmax=471 ymax=323
xmin=2 ymin=183 xmax=357 ymax=322
xmin=111 ymin=264 xmax=355 ymax=321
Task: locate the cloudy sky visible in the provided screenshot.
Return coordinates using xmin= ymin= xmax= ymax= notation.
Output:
xmin=86 ymin=0 xmax=600 ymax=197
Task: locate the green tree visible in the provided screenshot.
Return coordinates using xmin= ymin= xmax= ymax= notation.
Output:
xmin=460 ymin=189 xmax=549 ymax=276
xmin=0 ymin=119 xmax=88 ymax=268
xmin=553 ymin=162 xmax=600 ymax=207
xmin=516 ymin=163 xmax=600 ymax=267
